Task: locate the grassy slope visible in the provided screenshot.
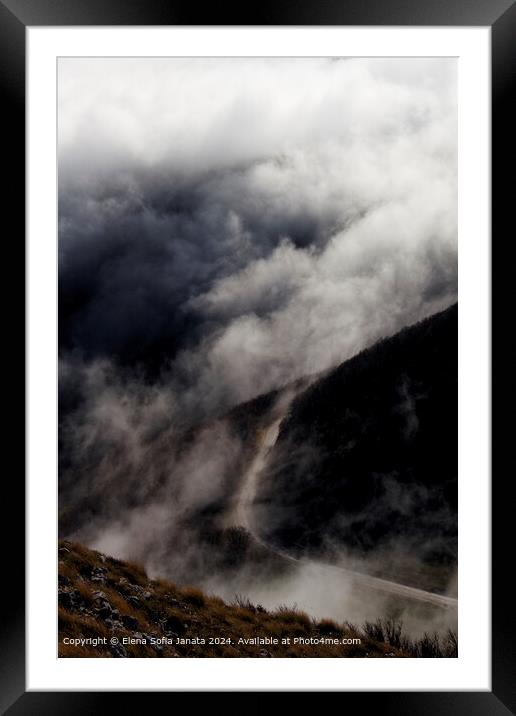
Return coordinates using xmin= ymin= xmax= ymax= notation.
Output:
xmin=58 ymin=541 xmax=456 ymax=658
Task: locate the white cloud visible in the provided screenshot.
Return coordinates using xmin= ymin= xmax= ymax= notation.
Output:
xmin=59 ymin=58 xmax=458 ymax=613
xmin=59 ymin=54 xmax=457 ymax=421
xmin=58 ymin=57 xmax=456 ymax=177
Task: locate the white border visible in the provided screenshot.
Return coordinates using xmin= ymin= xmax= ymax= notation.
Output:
xmin=27 ymin=26 xmax=490 ymax=691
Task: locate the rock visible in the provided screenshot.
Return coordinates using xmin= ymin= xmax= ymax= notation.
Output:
xmin=146 ymin=607 xmax=160 ymax=623
xmin=128 ymin=595 xmax=140 ymax=607
xmin=142 ymin=591 xmax=152 ymax=600
xmin=58 ymin=574 xmax=70 ymax=587
xmin=96 ymin=604 xmax=112 ymax=619
xmin=162 ymin=615 xmax=186 ymax=636
xmin=145 ymin=634 xmax=162 ymax=651
xmin=58 ymin=546 xmax=70 ymax=555
xmin=110 ymin=643 xmax=127 ymax=658
xmin=58 ymin=591 xmax=73 ymax=609
xmin=259 ymin=649 xmax=272 ymax=658
xmin=121 ymin=614 xmax=139 ymax=630
xmin=93 ymin=593 xmax=113 ymax=619
xmin=58 ymin=588 xmax=82 ymax=609
xmin=91 ymin=567 xmax=107 ymax=583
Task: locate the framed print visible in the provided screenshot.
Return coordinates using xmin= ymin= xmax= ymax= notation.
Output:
xmin=2 ymin=0 xmax=514 ymax=709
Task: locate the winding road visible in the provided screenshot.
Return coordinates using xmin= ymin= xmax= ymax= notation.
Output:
xmin=234 ymin=406 xmax=458 ymax=612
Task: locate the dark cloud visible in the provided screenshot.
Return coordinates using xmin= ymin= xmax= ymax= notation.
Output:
xmin=58 ymin=164 xmax=342 ymax=372
xmin=58 ymin=58 xmax=458 ymax=628
xmin=59 ymin=58 xmax=457 ymax=397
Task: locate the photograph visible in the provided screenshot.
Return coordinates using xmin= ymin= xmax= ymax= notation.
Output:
xmin=0 ymin=0 xmax=506 ymax=705
xmin=57 ymin=56 xmax=459 ymax=659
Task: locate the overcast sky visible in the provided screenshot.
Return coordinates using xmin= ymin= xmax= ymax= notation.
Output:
xmin=58 ymin=57 xmax=457 ymax=420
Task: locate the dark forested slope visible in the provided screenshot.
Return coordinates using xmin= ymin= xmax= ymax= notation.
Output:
xmin=255 ymin=304 xmax=457 ymax=589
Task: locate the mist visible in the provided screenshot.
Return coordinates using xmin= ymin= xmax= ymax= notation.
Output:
xmin=58 ymin=57 xmax=457 ymax=635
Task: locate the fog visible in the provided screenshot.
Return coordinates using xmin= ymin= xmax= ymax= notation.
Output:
xmin=59 ymin=58 xmax=457 ymax=635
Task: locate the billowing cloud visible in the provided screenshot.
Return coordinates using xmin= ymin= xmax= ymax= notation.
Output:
xmin=59 ymin=57 xmax=456 ymax=415
xmin=58 ymin=58 xmax=457 ymax=627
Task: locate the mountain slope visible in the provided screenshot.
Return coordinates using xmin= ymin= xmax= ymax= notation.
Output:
xmin=255 ymin=303 xmax=457 ymax=590
xmin=58 ymin=541 xmax=456 ymax=658
xmin=59 ymin=305 xmax=457 ymax=597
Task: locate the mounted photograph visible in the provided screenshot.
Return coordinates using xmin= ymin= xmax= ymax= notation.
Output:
xmin=57 ymin=56 xmax=458 ymax=659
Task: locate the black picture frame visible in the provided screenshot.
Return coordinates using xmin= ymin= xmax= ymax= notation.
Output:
xmin=2 ymin=0 xmax=513 ymax=711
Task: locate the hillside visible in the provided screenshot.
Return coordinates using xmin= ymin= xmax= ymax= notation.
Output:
xmin=255 ymin=304 xmax=458 ymax=591
xmin=58 ymin=304 xmax=457 ymax=607
xmin=58 ymin=541 xmax=456 ymax=658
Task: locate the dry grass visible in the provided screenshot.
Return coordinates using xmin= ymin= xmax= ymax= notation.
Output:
xmin=150 ymin=576 xmax=178 ymax=595
xmin=121 ymin=558 xmax=147 ymax=579
xmin=57 ymin=540 xmax=456 ymax=659
xmin=273 ymin=605 xmax=311 ymax=627
xmin=227 ymin=606 xmax=257 ymax=624
xmin=178 ymin=585 xmax=206 ymax=608
xmin=105 ymin=556 xmax=148 ymax=587
xmin=74 ymin=579 xmax=98 ymax=607
xmin=103 ymin=587 xmax=153 ymax=631
xmin=57 ymin=560 xmax=77 ymax=582
xmin=58 ymin=607 xmax=111 ymax=642
xmin=316 ymin=618 xmax=343 ymax=635
xmin=206 ymin=594 xmax=226 ymax=608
